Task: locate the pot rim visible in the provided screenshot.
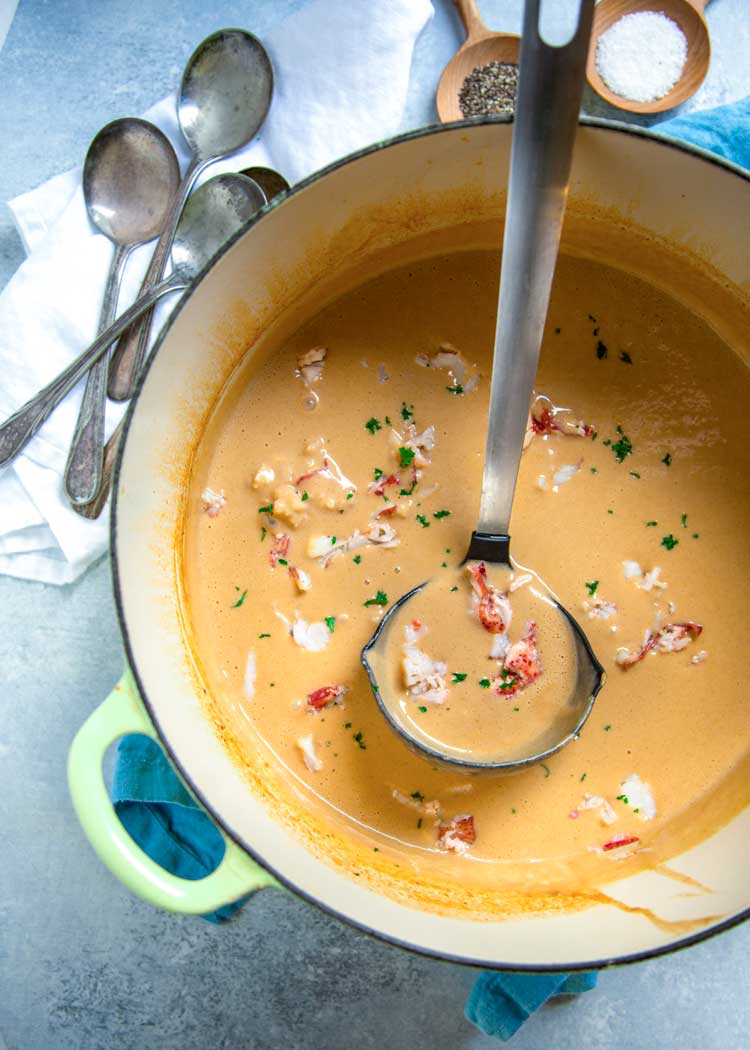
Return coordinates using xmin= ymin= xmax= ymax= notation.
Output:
xmin=111 ymin=115 xmax=750 ymax=971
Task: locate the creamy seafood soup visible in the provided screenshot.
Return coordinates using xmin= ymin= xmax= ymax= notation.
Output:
xmin=181 ymin=234 xmax=750 ymax=918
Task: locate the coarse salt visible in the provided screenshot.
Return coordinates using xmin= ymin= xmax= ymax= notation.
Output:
xmin=595 ymin=12 xmax=687 ymax=104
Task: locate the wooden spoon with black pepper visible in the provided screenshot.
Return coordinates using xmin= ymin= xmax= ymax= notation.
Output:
xmin=436 ymin=0 xmax=521 ymax=122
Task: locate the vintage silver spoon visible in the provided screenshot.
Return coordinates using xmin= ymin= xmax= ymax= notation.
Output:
xmin=74 ymin=169 xmax=287 ymax=521
xmin=238 ymin=166 xmax=290 ymax=201
xmin=0 ymin=174 xmax=266 ymax=467
xmin=106 ymin=28 xmax=273 ymax=404
xmin=362 ymin=0 xmax=604 ymax=774
xmin=63 ymin=118 xmax=180 ymax=506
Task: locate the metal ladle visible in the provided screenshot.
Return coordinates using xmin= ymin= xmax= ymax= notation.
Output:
xmin=362 ymin=0 xmax=604 ymax=774
xmin=0 ymin=174 xmax=266 ymax=467
xmin=106 ymin=28 xmax=274 ymax=404
xmin=63 ymin=118 xmax=180 ymax=506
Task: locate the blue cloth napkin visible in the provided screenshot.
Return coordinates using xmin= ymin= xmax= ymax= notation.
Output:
xmin=111 ymin=96 xmax=748 ymax=1038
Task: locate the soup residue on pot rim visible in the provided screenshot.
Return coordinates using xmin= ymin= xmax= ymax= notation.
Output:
xmin=179 ymin=225 xmax=750 ymax=921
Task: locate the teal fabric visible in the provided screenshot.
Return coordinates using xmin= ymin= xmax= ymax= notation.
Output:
xmin=465 ymin=971 xmax=598 ymax=1042
xmin=112 ymin=735 xmax=246 ymax=923
xmin=110 ymin=95 xmax=749 ymax=1034
xmin=655 ymin=96 xmax=750 ymax=169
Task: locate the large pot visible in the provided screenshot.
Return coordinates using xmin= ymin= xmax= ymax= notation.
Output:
xmin=68 ymin=118 xmax=750 ymax=970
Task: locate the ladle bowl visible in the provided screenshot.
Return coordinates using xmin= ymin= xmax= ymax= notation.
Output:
xmin=362 ymin=543 xmax=605 ymax=774
xmin=585 ymin=0 xmax=710 ymax=114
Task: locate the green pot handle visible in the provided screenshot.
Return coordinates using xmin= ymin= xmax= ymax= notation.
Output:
xmin=68 ymin=669 xmax=279 ymax=913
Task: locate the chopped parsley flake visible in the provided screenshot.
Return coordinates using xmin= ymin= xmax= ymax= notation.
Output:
xmin=418 ymin=705 xmax=428 ymax=713
xmin=325 ymin=616 xmax=336 ymax=633
xmin=452 ymin=673 xmax=468 ymax=683
xmin=417 ymin=818 xmax=423 ymax=828
xmin=258 ymin=633 xmax=271 ymax=639
xmin=596 ymin=340 xmax=608 ymax=360
xmin=385 ymin=416 xmax=392 ymax=426
xmin=364 ymin=590 xmax=388 ymax=607
xmin=353 ymin=731 xmax=366 ymax=750
xmin=401 ymin=402 xmax=414 ymax=421
xmin=277 ymin=558 xmax=288 ymax=566
xmin=616 ymin=794 xmax=629 ymax=804
xmin=646 ymin=521 xmax=658 ymax=527
xmin=662 ymin=452 xmax=672 ymax=467
xmin=446 ymin=384 xmax=464 ymax=395
xmin=398 ymin=446 xmax=416 ymax=468
xmin=450 ymin=586 xmax=458 ymax=592
xmin=373 ymin=467 xmax=383 ymax=481
xmin=399 ymin=480 xmax=417 ymax=496
xmin=411 ymin=791 xmax=424 ymax=801
xmin=353 ymin=555 xmax=362 ymax=564
xmin=620 ymin=351 xmax=633 ymax=364
xmin=346 ymin=492 xmax=354 ymax=500
xmin=611 ymin=429 xmax=633 ymax=462
xmin=661 ymin=534 xmax=679 ymax=551
xmin=479 ymin=678 xmax=491 ymax=689
xmin=260 ymin=527 xmax=267 ymax=541
xmin=541 ymin=763 xmax=551 ymax=778
xmin=365 ymin=417 xmax=382 ymax=434
xmin=230 ymin=589 xmax=248 ymax=608
xmin=301 ymin=492 xmax=309 ymax=502
xmin=681 ymin=513 xmax=688 ymax=528
xmin=585 ymin=580 xmax=599 ymax=596
xmin=258 ymin=503 xmax=273 ymax=514
xmin=604 ymin=724 xmax=611 ymax=731
xmin=580 ymin=773 xmax=587 ymax=782
xmin=629 ymin=471 xmax=640 ymax=479
xmin=693 ymin=533 xmax=700 ymax=539
xmin=330 ymin=536 xmax=337 ymax=545
xmin=590 ymin=467 xmax=598 ymax=474
xmin=416 ymin=514 xmax=430 ymax=528
xmin=433 ymin=509 xmax=450 ymax=519
xmin=344 ymin=722 xmax=352 ymax=729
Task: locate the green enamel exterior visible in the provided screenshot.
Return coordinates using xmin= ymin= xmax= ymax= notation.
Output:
xmin=67 ymin=670 xmax=279 ymax=913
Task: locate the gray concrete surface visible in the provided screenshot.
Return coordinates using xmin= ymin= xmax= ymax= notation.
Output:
xmin=1 ymin=2 xmax=749 ymax=1048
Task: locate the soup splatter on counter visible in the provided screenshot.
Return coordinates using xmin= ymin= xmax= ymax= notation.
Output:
xmin=181 ymin=244 xmax=750 ymax=917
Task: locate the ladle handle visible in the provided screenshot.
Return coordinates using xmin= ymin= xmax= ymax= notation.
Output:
xmin=453 ymin=0 xmax=489 ymax=42
xmin=107 ymin=155 xmax=204 ymax=402
xmin=63 ymin=242 xmax=129 ymax=505
xmin=476 ymin=0 xmax=595 ymax=536
xmin=0 ymin=273 xmax=186 ymax=468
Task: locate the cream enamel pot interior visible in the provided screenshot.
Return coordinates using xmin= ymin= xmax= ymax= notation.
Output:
xmin=69 ymin=118 xmax=750 ymax=971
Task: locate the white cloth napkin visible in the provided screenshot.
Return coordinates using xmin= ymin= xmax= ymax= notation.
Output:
xmin=0 ymin=0 xmax=433 ymax=584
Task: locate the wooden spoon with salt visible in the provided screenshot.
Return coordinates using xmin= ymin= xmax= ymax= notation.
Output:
xmin=436 ymin=0 xmax=521 ymax=123
xmin=585 ymin=0 xmax=711 ymax=114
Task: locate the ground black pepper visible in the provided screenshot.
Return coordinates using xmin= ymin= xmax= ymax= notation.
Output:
xmin=458 ymin=61 xmax=518 ymax=118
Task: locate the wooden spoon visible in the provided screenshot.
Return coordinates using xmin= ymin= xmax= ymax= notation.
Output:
xmin=436 ymin=0 xmax=521 ymax=123
xmin=586 ymin=0 xmax=710 ymax=114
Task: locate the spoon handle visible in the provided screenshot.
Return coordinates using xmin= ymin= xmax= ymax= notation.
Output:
xmin=63 ymin=242 xmax=129 ymax=505
xmin=476 ymin=0 xmax=594 ymax=536
xmin=453 ymin=0 xmax=489 ymax=42
xmin=107 ymin=155 xmax=204 ymax=402
xmin=71 ymin=418 xmax=123 ymax=520
xmin=0 ymin=273 xmax=186 ymax=468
